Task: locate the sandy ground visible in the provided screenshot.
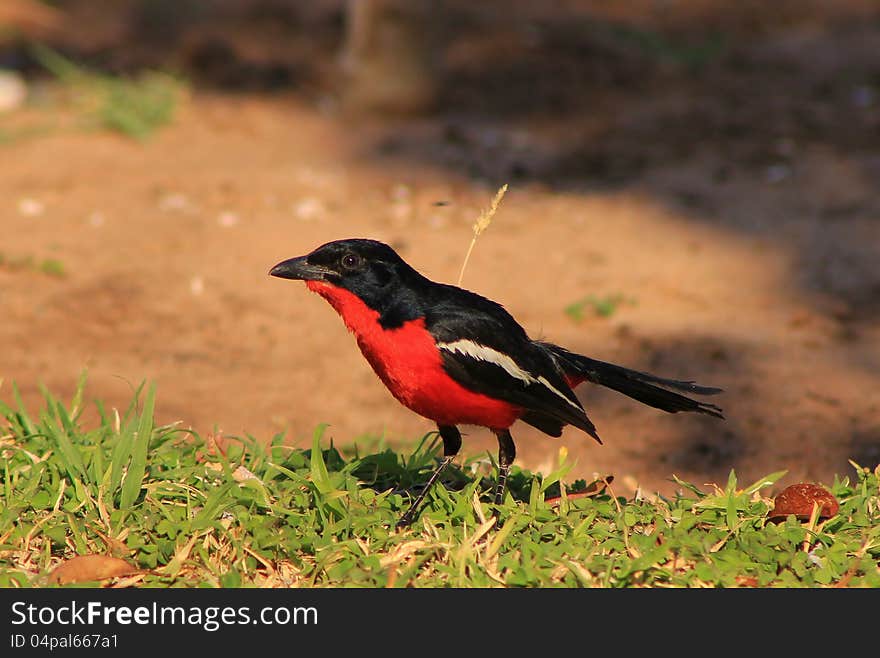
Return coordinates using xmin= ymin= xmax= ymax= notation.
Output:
xmin=2 ymin=2 xmax=879 ymax=496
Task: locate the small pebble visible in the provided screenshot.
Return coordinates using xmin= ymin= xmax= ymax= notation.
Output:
xmin=217 ymin=211 xmax=240 ymax=227
xmin=158 ymin=193 xmax=191 ymax=212
xmin=18 ymin=198 xmax=44 ymax=217
xmin=0 ymin=70 xmax=27 ymax=112
xmin=190 ymin=276 xmax=205 ymax=296
xmin=293 ymin=197 xmax=325 ymax=221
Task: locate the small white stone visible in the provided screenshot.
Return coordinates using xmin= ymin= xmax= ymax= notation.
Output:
xmin=190 ymin=276 xmax=205 ymax=296
xmin=88 ymin=211 xmax=105 ymax=227
xmin=158 ymin=193 xmax=191 ymax=212
xmin=293 ymin=197 xmax=325 ymax=221
xmin=0 ymin=70 xmax=27 ymax=113
xmin=18 ymin=198 xmax=44 ymax=217
xmin=217 ymin=211 xmax=239 ymax=227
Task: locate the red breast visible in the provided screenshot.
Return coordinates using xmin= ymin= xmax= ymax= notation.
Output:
xmin=306 ymin=280 xmax=522 ymax=428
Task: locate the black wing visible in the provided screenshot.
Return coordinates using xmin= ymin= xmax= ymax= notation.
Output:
xmin=424 ymin=284 xmax=601 ymax=442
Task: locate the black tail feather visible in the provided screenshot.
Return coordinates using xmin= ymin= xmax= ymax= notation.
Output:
xmin=540 ymin=343 xmax=724 ymax=419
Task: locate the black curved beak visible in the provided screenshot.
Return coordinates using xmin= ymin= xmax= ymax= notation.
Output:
xmin=269 ymin=256 xmax=328 ymax=281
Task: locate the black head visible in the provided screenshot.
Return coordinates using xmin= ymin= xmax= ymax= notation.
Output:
xmin=269 ymin=238 xmax=426 ymax=324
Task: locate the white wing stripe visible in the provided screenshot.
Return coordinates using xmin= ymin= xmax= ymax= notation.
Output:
xmin=438 ymin=339 xmax=581 ymax=410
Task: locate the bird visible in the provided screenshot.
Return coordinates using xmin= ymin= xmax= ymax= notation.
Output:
xmin=269 ymin=238 xmax=723 ymax=527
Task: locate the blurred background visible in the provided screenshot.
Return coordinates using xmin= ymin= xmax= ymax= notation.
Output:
xmin=2 ymin=0 xmax=879 ymax=495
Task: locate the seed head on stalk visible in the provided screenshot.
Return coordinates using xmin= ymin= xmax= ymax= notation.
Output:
xmin=457 ymin=184 xmax=508 ymax=287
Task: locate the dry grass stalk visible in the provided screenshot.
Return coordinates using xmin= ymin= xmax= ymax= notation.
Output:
xmin=457 ymin=183 xmax=508 ymax=287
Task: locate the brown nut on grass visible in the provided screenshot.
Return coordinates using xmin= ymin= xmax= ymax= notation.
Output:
xmin=769 ymin=483 xmax=839 ymax=522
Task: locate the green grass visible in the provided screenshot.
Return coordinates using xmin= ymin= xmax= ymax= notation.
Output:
xmin=0 ymin=252 xmax=66 ymax=278
xmin=565 ymin=293 xmax=635 ymax=321
xmin=29 ymin=44 xmax=181 ymax=141
xmin=1 ymin=378 xmax=878 ymax=588
xmin=607 ymin=25 xmax=728 ymax=73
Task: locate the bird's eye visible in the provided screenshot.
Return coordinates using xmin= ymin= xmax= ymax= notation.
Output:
xmin=341 ymin=253 xmax=361 ymax=270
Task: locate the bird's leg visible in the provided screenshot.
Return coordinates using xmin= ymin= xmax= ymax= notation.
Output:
xmin=396 ymin=424 xmax=462 ymax=528
xmin=493 ymin=429 xmax=516 ymax=505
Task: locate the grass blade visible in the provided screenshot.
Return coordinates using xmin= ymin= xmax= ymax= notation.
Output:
xmin=309 ymin=425 xmax=347 ymax=519
xmin=109 ymin=381 xmax=147 ymax=495
xmin=725 ymin=469 xmax=738 ymax=531
xmin=191 ymin=482 xmax=235 ymax=530
xmin=742 ymin=470 xmax=788 ymax=496
xmin=69 ymin=369 xmax=88 ymax=419
xmin=120 ymin=383 xmax=155 ymax=508
xmin=109 ymin=416 xmax=135 ymax=495
xmin=42 ymin=407 xmax=87 ymax=482
xmin=11 ymin=383 xmax=36 ymax=437
xmin=309 ymin=424 xmax=332 ymax=495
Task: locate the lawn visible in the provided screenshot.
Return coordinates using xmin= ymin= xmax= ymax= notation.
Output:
xmin=1 ymin=378 xmax=878 ymax=588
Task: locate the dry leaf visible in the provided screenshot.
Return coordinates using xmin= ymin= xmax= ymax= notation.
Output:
xmin=546 ymin=475 xmax=614 ymax=506
xmin=204 ymin=462 xmax=258 ymax=482
xmin=48 ymin=554 xmax=139 ymax=585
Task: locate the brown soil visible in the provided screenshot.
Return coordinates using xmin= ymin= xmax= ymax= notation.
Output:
xmin=3 ymin=1 xmax=879 ymax=496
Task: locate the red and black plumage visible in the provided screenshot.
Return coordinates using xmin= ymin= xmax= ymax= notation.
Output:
xmin=270 ymin=238 xmax=723 ymax=526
